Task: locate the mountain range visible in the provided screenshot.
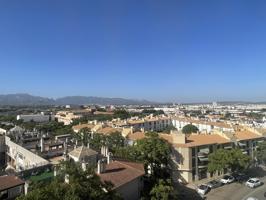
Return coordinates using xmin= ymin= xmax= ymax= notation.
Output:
xmin=0 ymin=94 xmax=155 ymax=106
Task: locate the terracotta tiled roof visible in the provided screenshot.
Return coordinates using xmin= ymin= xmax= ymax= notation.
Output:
xmin=160 ymin=133 xmax=230 ymax=148
xmin=127 ymin=132 xmax=146 ymax=141
xmin=72 ymin=124 xmax=95 ymax=131
xmin=98 ymin=161 xmax=145 ymax=189
xmin=97 ymin=127 xmax=122 ymax=135
xmin=234 ymin=130 xmax=263 ymax=141
xmin=0 ymin=176 xmax=24 ymax=191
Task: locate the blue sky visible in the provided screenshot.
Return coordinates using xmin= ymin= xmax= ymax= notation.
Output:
xmin=0 ymin=0 xmax=266 ymax=103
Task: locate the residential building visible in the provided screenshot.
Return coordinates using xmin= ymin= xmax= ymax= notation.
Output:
xmin=68 ymin=146 xmax=98 ymax=167
xmin=5 ymin=136 xmax=49 ymax=172
xmin=161 ymin=128 xmax=264 ymax=184
xmin=55 ymin=111 xmax=82 ymax=125
xmin=17 ymin=113 xmax=54 ymax=123
xmin=172 ymin=117 xmax=234 ymax=133
xmin=127 ymin=115 xmax=171 ymax=132
xmin=98 ymin=160 xmax=145 ymax=200
xmin=0 ymin=175 xmax=25 ymax=200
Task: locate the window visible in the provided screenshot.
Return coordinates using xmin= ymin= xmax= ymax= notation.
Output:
xmin=0 ymin=190 xmax=8 ymax=199
xmin=192 ymin=148 xmax=196 ymax=157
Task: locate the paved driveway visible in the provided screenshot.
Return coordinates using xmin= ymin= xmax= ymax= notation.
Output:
xmin=207 ymin=178 xmax=266 ymax=200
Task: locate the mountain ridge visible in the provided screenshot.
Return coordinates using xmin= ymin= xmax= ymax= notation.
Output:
xmin=0 ymin=93 xmax=156 ymax=105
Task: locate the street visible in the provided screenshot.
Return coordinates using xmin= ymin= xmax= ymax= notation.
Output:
xmin=206 ymin=170 xmax=266 ymax=200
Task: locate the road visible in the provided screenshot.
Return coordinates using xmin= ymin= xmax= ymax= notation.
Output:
xmin=207 ymin=176 xmax=266 ymax=200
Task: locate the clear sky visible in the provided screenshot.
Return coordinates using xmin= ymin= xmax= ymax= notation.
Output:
xmin=0 ymin=0 xmax=266 ymax=103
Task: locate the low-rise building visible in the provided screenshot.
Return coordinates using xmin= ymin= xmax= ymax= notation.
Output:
xmin=5 ymin=136 xmax=49 ymax=172
xmin=0 ymin=175 xmax=25 ymax=200
xmin=17 ymin=113 xmax=54 ymax=123
xmin=68 ymin=146 xmax=98 ymax=167
xmin=98 ymin=160 xmax=145 ymax=200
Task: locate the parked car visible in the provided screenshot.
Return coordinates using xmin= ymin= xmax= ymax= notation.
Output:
xmin=246 ymin=197 xmax=258 ymax=200
xmin=206 ymin=180 xmax=223 ymax=189
xmin=220 ymin=175 xmax=235 ymax=184
xmin=245 ymin=178 xmax=262 ymax=188
xmin=197 ymin=184 xmax=210 ymax=195
xmin=231 ymin=172 xmax=249 ymax=182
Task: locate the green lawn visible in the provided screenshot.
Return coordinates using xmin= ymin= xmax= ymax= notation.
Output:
xmin=28 ymin=171 xmax=54 ymax=182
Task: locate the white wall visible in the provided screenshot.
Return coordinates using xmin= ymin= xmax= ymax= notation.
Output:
xmin=5 ymin=136 xmax=49 ymax=171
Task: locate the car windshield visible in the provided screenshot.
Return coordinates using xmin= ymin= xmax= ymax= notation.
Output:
xmin=199 ymin=185 xmax=208 ymax=190
xmin=223 ymin=175 xmax=230 ymax=179
xmin=248 ymin=180 xmax=255 ymax=183
xmin=210 ymin=180 xmax=218 ymax=184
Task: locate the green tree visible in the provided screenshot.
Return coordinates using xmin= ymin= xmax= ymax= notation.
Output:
xmin=150 ymin=179 xmax=177 ymax=200
xmin=89 ymin=132 xmax=125 ymax=152
xmin=134 ymin=135 xmax=171 ymax=178
xmin=208 ymin=148 xmax=251 ymax=174
xmin=17 ymin=161 xmax=122 ymax=200
xmin=74 ymin=127 xmax=91 ymax=147
xmin=161 ymin=125 xmax=177 ymax=134
xmin=255 ymin=141 xmax=266 ymax=164
xmin=181 ymin=124 xmax=199 ymax=134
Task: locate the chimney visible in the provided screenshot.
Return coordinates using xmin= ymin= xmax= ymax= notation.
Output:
xmin=107 ymin=152 xmax=112 ymax=164
xmin=97 ymin=160 xmax=106 ymax=174
xmin=82 ymin=162 xmax=87 ymax=171
xmin=40 ymin=137 xmax=44 ymax=152
xmin=171 ymin=132 xmax=186 ymax=144
xmin=24 ymin=181 xmax=30 ymax=195
xmin=65 ymin=174 xmax=70 ymax=184
xmin=54 ymin=167 xmax=57 ymax=177
xmin=101 ymin=146 xmax=104 ymax=156
xmin=105 ymin=146 xmax=109 ymax=157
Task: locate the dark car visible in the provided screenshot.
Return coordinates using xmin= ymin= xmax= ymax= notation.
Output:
xmin=231 ymin=173 xmax=249 ymax=183
xmin=206 ymin=180 xmax=223 ymax=189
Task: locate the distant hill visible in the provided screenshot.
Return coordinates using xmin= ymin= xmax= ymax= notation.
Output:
xmin=0 ymin=94 xmax=155 ymax=106
xmin=0 ymin=94 xmax=55 ymax=106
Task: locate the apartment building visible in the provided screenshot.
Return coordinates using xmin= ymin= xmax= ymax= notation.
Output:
xmin=127 ymin=116 xmax=172 ymax=132
xmin=172 ymin=117 xmax=234 ymax=133
xmin=55 ymin=111 xmax=82 ymax=125
xmin=5 ymin=136 xmax=49 ymax=172
xmin=17 ymin=113 xmax=54 ymax=123
xmin=161 ymin=129 xmax=264 ymax=184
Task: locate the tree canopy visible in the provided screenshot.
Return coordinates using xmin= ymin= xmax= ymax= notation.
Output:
xmin=256 ymin=141 xmax=266 ymax=164
xmin=89 ymin=132 xmax=125 ymax=152
xmin=181 ymin=124 xmax=199 ymax=134
xmin=17 ymin=161 xmax=122 ymax=200
xmin=149 ymin=179 xmax=177 ymax=200
xmin=208 ymin=148 xmax=251 ymax=174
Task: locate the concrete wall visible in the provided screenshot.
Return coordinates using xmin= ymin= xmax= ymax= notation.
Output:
xmin=5 ymin=136 xmax=49 ymax=171
xmin=17 ymin=114 xmax=52 ymax=123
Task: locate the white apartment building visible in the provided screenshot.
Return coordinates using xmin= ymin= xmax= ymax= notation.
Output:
xmin=5 ymin=136 xmax=49 ymax=172
xmin=172 ymin=117 xmax=234 ymax=133
xmin=127 ymin=116 xmax=172 ymax=132
xmin=17 ymin=113 xmax=54 ymax=123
